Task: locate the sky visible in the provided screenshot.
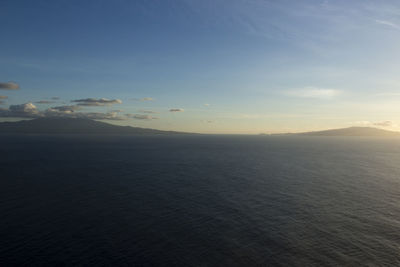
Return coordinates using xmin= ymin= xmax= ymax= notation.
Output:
xmin=1 ymin=0 xmax=400 ymax=134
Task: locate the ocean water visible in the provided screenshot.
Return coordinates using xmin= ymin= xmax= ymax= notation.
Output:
xmin=1 ymin=135 xmax=400 ymax=266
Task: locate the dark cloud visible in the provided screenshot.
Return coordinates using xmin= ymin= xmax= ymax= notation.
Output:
xmin=6 ymin=103 xmax=40 ymax=117
xmin=0 ymin=82 xmax=19 ymax=90
xmin=35 ymin=100 xmax=56 ymax=104
xmin=71 ymin=98 xmax=122 ymax=106
xmin=169 ymin=108 xmax=184 ymax=112
xmin=0 ymin=96 xmax=7 ymax=99
xmin=50 ymin=105 xmax=81 ymax=112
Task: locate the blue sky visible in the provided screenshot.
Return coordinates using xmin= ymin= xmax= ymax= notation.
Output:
xmin=1 ymin=0 xmax=400 ymax=133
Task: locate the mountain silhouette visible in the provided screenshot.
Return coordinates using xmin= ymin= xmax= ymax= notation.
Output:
xmin=0 ymin=117 xmax=187 ymax=135
xmin=297 ymin=127 xmax=400 ymax=136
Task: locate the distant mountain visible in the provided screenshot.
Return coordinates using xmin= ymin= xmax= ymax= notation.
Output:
xmin=0 ymin=117 xmax=188 ymax=135
xmin=297 ymin=127 xmax=400 ymax=137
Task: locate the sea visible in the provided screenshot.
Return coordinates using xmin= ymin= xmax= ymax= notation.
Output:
xmin=1 ymin=135 xmax=400 ymax=266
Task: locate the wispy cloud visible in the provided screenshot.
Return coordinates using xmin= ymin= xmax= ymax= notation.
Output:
xmin=46 ymin=109 xmax=125 ymax=120
xmin=375 ymin=92 xmax=400 ymax=97
xmin=284 ymin=87 xmax=341 ymax=99
xmin=169 ymin=108 xmax=184 ymax=112
xmin=373 ymin=120 xmax=394 ymax=127
xmin=353 ymin=120 xmax=396 ymax=128
xmin=0 ymin=82 xmax=19 ymax=90
xmin=71 ymin=98 xmax=122 ymax=106
xmin=138 ymin=110 xmax=158 ymax=114
xmin=353 ymin=121 xmax=372 ymax=126
xmin=375 ymin=20 xmax=400 ymax=30
xmin=35 ymin=100 xmax=56 ymax=104
xmin=126 ymin=114 xmax=158 ymax=120
xmin=50 ymin=105 xmax=81 ymax=112
xmin=131 ymin=97 xmax=154 ymax=101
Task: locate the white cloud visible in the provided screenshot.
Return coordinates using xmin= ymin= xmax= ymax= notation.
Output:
xmin=285 ymin=87 xmax=341 ymax=99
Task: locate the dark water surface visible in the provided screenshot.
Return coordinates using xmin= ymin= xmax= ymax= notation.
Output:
xmin=1 ymin=135 xmax=400 ymax=266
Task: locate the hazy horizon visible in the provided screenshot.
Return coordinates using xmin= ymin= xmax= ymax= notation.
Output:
xmin=1 ymin=0 xmax=400 ymax=133
xmin=3 ymin=117 xmax=400 ymax=136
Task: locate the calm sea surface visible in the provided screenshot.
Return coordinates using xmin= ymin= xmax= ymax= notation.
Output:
xmin=1 ymin=135 xmax=400 ymax=266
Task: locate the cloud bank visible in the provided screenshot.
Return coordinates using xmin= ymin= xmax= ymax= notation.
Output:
xmin=5 ymin=103 xmax=40 ymax=117
xmin=0 ymin=103 xmax=126 ymax=120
